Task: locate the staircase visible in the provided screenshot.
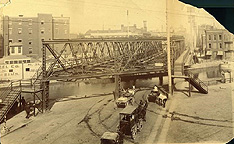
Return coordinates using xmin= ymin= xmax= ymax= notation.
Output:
xmin=186 ymin=72 xmax=208 ymax=94
xmin=0 ymin=82 xmax=21 ymax=122
xmin=0 ymin=65 xmax=44 ymax=122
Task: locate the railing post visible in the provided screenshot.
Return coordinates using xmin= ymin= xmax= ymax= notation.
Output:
xmin=20 ymin=80 xmax=22 ymax=91
xmin=10 ymin=81 xmax=13 ymax=91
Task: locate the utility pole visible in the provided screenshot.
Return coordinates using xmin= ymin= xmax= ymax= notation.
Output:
xmin=127 ymin=10 xmax=129 ymax=38
xmin=166 ymin=0 xmax=172 ymax=96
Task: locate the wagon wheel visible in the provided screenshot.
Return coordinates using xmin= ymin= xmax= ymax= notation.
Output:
xmin=137 ymin=119 xmax=143 ymax=132
xmin=131 ymin=126 xmax=137 ymax=140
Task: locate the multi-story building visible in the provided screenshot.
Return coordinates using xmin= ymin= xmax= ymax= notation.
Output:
xmin=2 ymin=14 xmax=69 ymax=58
xmin=205 ymin=29 xmax=233 ymax=60
xmin=85 ymin=21 xmax=149 ymax=38
xmin=196 ymin=24 xmax=214 ymax=54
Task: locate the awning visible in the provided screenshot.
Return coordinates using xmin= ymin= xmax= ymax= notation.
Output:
xmin=206 ymin=51 xmax=212 ymax=56
xmin=217 ymin=51 xmax=224 ymax=56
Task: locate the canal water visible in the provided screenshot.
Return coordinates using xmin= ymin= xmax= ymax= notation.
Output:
xmin=20 ymin=77 xmax=168 ymax=102
xmin=22 ymin=66 xmax=222 ymax=102
xmin=48 ymin=77 xmax=169 ymax=101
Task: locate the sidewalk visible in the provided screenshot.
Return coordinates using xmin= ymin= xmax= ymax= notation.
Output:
xmin=0 ymin=111 xmax=35 ymax=137
xmin=163 ymin=80 xmax=233 ymax=143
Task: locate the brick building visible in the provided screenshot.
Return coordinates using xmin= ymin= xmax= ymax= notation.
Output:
xmin=1 ymin=14 xmax=69 ymax=58
xmin=205 ymin=29 xmax=233 ymax=60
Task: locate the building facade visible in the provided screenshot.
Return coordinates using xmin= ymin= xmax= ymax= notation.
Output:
xmin=205 ymin=29 xmax=233 ymax=60
xmin=2 ymin=14 xmax=70 ymax=58
xmin=85 ymin=21 xmax=149 ymax=38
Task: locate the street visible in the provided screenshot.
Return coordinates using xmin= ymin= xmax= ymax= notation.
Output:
xmin=1 ymin=81 xmax=233 ymax=144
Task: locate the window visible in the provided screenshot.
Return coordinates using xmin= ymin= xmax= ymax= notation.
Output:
xmin=219 ymin=35 xmax=222 ymax=40
xmin=29 ymin=47 xmax=33 ymax=54
xmin=28 ymin=19 xmax=32 ymax=25
xmin=41 ymin=38 xmax=44 ymax=42
xmin=9 ymin=69 xmax=13 ymax=72
xmin=208 ymin=35 xmax=211 ymax=40
xmin=27 ymin=60 xmax=30 ymax=63
xmin=11 ymin=47 xmax=15 ymax=53
xmin=18 ymin=39 xmax=22 ymax=43
xmin=19 ymin=60 xmax=22 ymax=64
xmin=219 ymin=43 xmax=222 ymax=48
xmin=214 ymin=35 xmax=216 ymax=40
xmin=26 ymin=68 xmax=30 ymax=71
xmin=23 ymin=60 xmax=27 ymax=63
xmin=209 ymin=43 xmax=211 ymax=48
xmin=18 ymin=47 xmax=22 ymax=53
xmin=9 ymin=39 xmax=13 ymax=43
xmin=29 ymin=28 xmax=32 ymax=34
xmin=9 ymin=28 xmax=12 ymax=35
xmin=41 ymin=29 xmax=44 ymax=34
xmin=18 ymin=19 xmax=22 ymax=25
xmin=18 ymin=28 xmax=22 ymax=34
xmin=10 ymin=61 xmax=13 ymax=64
xmin=5 ymin=61 xmax=9 ymax=64
xmin=64 ymin=29 xmax=67 ymax=34
xmin=29 ymin=41 xmax=32 ymax=45
xmin=41 ymin=20 xmax=44 ymax=25
xmin=14 ymin=61 xmax=18 ymax=64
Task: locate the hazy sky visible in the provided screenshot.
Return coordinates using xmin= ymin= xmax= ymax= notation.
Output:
xmin=1 ymin=0 xmax=223 ymax=34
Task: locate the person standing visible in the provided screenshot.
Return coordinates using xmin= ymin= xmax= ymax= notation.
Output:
xmin=20 ymin=97 xmax=26 ymax=110
xmin=25 ymin=103 xmax=31 ymax=119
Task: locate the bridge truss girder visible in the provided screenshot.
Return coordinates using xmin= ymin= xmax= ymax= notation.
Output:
xmin=41 ymin=37 xmax=185 ymax=109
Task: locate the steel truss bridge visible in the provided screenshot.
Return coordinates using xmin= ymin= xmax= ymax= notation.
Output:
xmin=38 ymin=37 xmax=185 ymax=110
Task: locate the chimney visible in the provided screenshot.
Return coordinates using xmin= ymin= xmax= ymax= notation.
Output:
xmin=143 ymin=21 xmax=147 ymax=32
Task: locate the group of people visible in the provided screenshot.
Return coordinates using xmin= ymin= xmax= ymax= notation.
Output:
xmin=12 ymin=97 xmax=31 ymax=119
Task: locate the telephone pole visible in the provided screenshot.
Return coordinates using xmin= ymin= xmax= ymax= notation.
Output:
xmin=166 ymin=0 xmax=172 ymax=96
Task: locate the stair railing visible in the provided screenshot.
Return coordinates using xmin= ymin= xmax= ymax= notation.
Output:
xmin=186 ymin=71 xmax=208 ymax=92
xmin=0 ymin=83 xmax=12 ymax=102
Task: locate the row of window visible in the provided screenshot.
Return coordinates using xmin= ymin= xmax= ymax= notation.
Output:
xmin=208 ymin=43 xmax=223 ymax=49
xmin=208 ymin=34 xmax=223 ymax=41
xmin=8 ymin=68 xmax=30 ymax=72
xmin=8 ymin=19 xmax=68 ymax=26
xmin=9 ymin=28 xmax=67 ymax=35
xmin=11 ymin=47 xmax=22 ymax=54
xmin=5 ymin=60 xmax=31 ymax=64
xmin=11 ymin=47 xmax=33 ymax=54
xmin=9 ymin=39 xmax=33 ymax=45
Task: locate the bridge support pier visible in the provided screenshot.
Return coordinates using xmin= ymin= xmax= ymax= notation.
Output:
xmin=42 ymin=80 xmax=50 ymax=111
xmin=159 ymin=76 xmax=163 ymax=86
xmin=114 ymin=75 xmax=121 ymax=100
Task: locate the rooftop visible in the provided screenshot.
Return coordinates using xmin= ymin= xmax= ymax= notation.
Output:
xmin=0 ymin=55 xmax=39 ymax=64
xmin=101 ymin=132 xmax=118 ymax=140
xmin=120 ymin=105 xmax=137 ymax=115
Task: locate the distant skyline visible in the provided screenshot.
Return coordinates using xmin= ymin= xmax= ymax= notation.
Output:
xmin=1 ymin=0 xmax=224 ymax=34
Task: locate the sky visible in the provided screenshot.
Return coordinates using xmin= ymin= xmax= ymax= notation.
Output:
xmin=0 ymin=0 xmax=224 ymax=34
